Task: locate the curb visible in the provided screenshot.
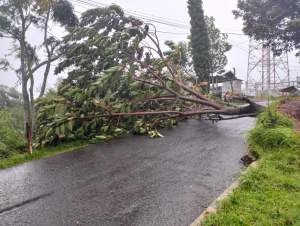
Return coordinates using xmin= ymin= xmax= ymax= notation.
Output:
xmin=190 ymin=161 xmax=258 ymax=226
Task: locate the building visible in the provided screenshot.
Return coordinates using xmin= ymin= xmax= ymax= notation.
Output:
xmin=221 ymin=79 xmax=243 ymax=97
xmin=210 ymin=70 xmax=243 ymax=98
xmin=280 ymin=86 xmax=300 ymax=96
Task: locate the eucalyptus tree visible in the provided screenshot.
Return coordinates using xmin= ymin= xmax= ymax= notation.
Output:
xmin=0 ymin=0 xmax=77 ymax=153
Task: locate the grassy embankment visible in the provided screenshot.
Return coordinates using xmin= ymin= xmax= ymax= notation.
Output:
xmin=0 ymin=140 xmax=90 ymax=169
xmin=0 ymin=109 xmax=92 ymax=169
xmin=0 ymin=110 xmax=116 ymax=169
xmin=203 ymin=102 xmax=300 ymax=226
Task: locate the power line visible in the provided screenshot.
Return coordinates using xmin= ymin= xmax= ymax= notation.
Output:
xmin=156 ymin=30 xmax=248 ymax=37
xmin=226 ymin=32 xmax=247 ymax=36
xmin=154 ymin=30 xmax=189 ymax=35
xmin=70 ymin=0 xmax=190 ymax=29
xmin=71 ymin=0 xmax=249 ymax=38
xmin=75 ymin=0 xmax=189 ymax=26
xmin=71 ymin=0 xmax=189 ymax=28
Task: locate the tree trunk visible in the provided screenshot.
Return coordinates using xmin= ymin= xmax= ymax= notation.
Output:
xmin=39 ymin=9 xmax=51 ymax=99
xmin=19 ymin=12 xmax=33 ymax=154
xmin=21 ymin=54 xmax=33 ymax=154
xmin=29 ymin=73 xmax=36 ymax=136
xmin=39 ymin=61 xmax=51 ymax=98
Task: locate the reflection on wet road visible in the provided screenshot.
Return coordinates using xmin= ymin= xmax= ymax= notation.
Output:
xmin=0 ymin=118 xmax=254 ymax=226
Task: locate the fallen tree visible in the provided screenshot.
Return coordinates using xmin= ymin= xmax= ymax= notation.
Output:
xmin=36 ymin=5 xmax=264 ymax=146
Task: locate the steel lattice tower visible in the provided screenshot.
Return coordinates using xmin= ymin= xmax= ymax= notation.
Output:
xmin=246 ymin=38 xmax=290 ymax=96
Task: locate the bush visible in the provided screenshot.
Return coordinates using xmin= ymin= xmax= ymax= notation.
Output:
xmin=249 ymin=126 xmax=298 ymax=150
xmin=249 ymin=106 xmax=299 ymax=155
xmin=0 ymin=142 xmax=10 ymax=158
xmin=257 ymin=108 xmax=293 ymax=128
xmin=0 ymin=110 xmax=25 ymax=158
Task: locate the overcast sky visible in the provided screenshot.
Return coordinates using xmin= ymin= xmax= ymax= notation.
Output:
xmin=0 ymin=0 xmax=299 ymax=92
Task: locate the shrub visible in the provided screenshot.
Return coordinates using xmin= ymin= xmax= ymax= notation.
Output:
xmin=249 ymin=126 xmax=298 ymax=150
xmin=0 ymin=142 xmax=10 ymax=158
xmin=248 ymin=104 xmax=299 ymax=157
xmin=257 ymin=108 xmax=293 ymax=129
xmin=0 ymin=110 xmax=25 ymax=158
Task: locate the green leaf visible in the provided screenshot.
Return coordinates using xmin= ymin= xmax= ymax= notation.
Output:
xmin=95 ymin=135 xmax=107 ymax=140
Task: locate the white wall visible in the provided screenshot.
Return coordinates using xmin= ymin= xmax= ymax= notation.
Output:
xmin=222 ymin=80 xmax=242 ymax=96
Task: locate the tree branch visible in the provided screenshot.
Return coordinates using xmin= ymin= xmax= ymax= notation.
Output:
xmin=31 ymin=54 xmax=62 ymax=74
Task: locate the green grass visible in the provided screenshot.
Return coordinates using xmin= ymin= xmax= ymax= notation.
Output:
xmin=203 ymin=148 xmax=300 ymax=226
xmin=0 ymin=141 xmax=90 ymax=169
xmin=202 ymin=105 xmax=300 ymax=226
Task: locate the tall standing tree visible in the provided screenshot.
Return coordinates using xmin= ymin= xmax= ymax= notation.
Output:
xmin=0 ymin=85 xmax=22 ymax=108
xmin=164 ymin=16 xmax=231 ymax=80
xmin=233 ymin=0 xmax=300 ymax=55
xmin=206 ymin=16 xmax=232 ymax=74
xmin=187 ymin=0 xmax=210 ymax=83
xmin=0 ymin=0 xmax=77 ymax=153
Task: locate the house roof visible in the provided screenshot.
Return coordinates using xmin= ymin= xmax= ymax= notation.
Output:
xmin=280 ymin=86 xmax=299 ymax=93
xmin=211 ymin=71 xmax=243 ymax=83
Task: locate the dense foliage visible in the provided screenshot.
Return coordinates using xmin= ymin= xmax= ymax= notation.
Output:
xmin=249 ymin=106 xmax=299 ymax=157
xmin=0 ymin=85 xmax=22 ymax=108
xmin=0 ymin=86 xmax=24 ymax=159
xmin=0 ymin=110 xmax=25 ymax=158
xmin=36 ymin=6 xmax=182 ymax=146
xmin=234 ymin=0 xmax=300 ymax=55
xmin=206 ymin=16 xmax=232 ymax=74
xmin=257 ymin=109 xmax=293 ymax=129
xmin=187 ymin=0 xmax=210 ymax=82
xmin=0 ymin=0 xmax=78 ymax=153
xmin=35 ymin=5 xmax=262 ymax=147
xmin=165 ymin=16 xmax=232 ymax=78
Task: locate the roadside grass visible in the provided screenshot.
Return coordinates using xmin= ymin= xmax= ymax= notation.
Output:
xmin=202 ymin=104 xmax=300 ymax=226
xmin=0 ymin=140 xmax=90 ymax=169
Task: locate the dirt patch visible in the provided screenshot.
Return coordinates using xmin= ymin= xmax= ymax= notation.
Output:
xmin=278 ymin=98 xmax=300 ymax=131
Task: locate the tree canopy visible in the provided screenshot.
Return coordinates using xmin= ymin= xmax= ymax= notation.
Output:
xmin=36 ymin=5 xmax=263 ymax=147
xmin=0 ymin=0 xmax=77 ymax=153
xmin=164 ymin=16 xmax=232 ymax=80
xmin=0 ymin=85 xmax=22 ymax=108
xmin=233 ymin=0 xmax=300 ymax=55
xmin=187 ymin=0 xmax=210 ymax=82
xmin=206 ymin=16 xmax=232 ymax=74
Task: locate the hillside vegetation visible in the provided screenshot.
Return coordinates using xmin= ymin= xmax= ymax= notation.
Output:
xmin=0 ymin=110 xmax=25 ymax=158
xmin=203 ymin=102 xmax=300 ymax=226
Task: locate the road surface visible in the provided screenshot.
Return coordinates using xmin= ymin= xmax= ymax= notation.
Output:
xmin=0 ymin=118 xmax=254 ymax=226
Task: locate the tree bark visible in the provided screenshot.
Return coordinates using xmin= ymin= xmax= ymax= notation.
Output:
xmin=39 ymin=8 xmax=51 ymax=99
xmin=19 ymin=5 xmax=33 ymax=154
xmin=39 ymin=61 xmax=51 ymax=98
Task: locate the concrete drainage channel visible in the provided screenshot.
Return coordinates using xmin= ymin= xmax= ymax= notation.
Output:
xmin=190 ymin=161 xmax=258 ymax=226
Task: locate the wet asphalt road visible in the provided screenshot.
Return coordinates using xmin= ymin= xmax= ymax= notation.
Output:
xmin=0 ymin=118 xmax=254 ymax=226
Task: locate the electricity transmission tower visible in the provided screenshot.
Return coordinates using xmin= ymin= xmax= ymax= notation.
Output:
xmin=246 ymin=38 xmax=291 ymax=96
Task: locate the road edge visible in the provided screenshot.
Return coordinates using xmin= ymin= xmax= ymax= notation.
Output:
xmin=190 ymin=161 xmax=258 ymax=226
